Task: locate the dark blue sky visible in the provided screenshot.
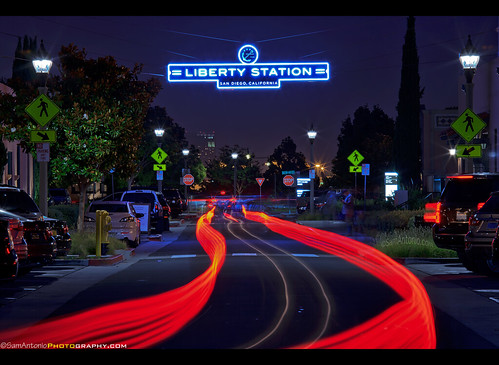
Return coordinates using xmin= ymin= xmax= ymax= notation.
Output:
xmin=0 ymin=16 xmax=497 ymax=171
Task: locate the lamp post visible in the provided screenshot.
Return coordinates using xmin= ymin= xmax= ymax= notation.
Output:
xmin=459 ymin=35 xmax=480 ymax=173
xmin=232 ymin=152 xmax=238 ymax=196
xmin=32 ymin=54 xmax=52 ymax=216
xmin=307 ymin=125 xmax=317 ymax=214
xmin=154 ymin=128 xmax=165 ymax=191
xmin=182 ymin=148 xmax=189 ymax=204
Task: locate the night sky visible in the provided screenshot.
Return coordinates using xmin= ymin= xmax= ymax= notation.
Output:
xmin=1 ymin=16 xmax=497 ymax=171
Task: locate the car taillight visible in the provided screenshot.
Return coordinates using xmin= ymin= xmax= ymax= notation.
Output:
xmin=424 ymin=202 xmax=441 ymax=224
xmin=477 ymin=202 xmax=485 ymax=210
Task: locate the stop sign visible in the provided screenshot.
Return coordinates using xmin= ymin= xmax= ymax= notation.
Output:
xmin=283 ymin=174 xmax=294 ymax=186
xmin=183 ymin=174 xmax=194 ymax=186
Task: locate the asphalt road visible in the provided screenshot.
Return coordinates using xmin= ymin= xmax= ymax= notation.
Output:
xmin=1 ymin=212 xmax=499 ymax=349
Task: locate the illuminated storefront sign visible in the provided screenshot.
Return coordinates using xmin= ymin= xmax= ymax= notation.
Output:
xmin=167 ymin=44 xmax=330 ymax=90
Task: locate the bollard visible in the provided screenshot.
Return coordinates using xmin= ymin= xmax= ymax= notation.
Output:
xmin=95 ymin=210 xmax=112 ymax=257
xmin=101 ymin=212 xmax=112 ymax=256
xmin=96 ymin=210 xmax=102 ymax=257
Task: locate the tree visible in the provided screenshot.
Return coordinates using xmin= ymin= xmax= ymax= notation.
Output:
xmin=205 ymin=145 xmax=260 ymax=195
xmin=393 ymin=16 xmax=424 ymax=189
xmin=264 ymin=136 xmax=308 ymax=196
xmin=0 ymin=44 xmax=161 ymax=230
xmin=127 ymin=106 xmax=206 ymax=190
xmin=331 ymin=105 xmax=394 ymax=192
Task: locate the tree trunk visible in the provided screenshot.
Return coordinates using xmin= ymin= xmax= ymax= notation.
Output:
xmin=77 ymin=180 xmax=89 ymax=232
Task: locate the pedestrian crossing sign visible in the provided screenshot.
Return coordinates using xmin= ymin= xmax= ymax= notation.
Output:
xmin=347 ymin=150 xmax=364 ymax=166
xmin=451 ymin=108 xmax=486 ymax=142
xmin=25 ymin=94 xmax=60 ymax=127
xmin=151 ymin=147 xmax=167 ymax=164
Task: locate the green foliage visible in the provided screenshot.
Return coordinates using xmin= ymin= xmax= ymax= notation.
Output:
xmin=376 ymin=226 xmax=456 ymax=258
xmin=331 ymin=105 xmax=394 ymax=190
xmin=68 ymin=231 xmax=126 ymax=258
xmin=48 ymin=204 xmax=79 ymax=229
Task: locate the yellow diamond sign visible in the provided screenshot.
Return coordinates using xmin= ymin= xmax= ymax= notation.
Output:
xmin=25 ymin=94 xmax=60 ymax=127
xmin=151 ymin=147 xmax=167 ymax=164
xmin=347 ymin=150 xmax=364 ymax=166
xmin=451 ymin=108 xmax=486 ymax=142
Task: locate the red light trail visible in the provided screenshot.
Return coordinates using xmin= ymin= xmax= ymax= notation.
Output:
xmin=242 ymin=207 xmax=436 ymax=349
xmin=0 ymin=208 xmax=225 ymax=349
xmin=0 ymin=204 xmax=436 ymax=349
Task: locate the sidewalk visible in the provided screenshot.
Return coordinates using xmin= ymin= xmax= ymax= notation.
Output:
xmin=0 ymin=224 xmax=187 ymax=332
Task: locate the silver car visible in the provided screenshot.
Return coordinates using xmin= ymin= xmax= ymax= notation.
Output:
xmin=84 ymin=201 xmax=142 ymax=247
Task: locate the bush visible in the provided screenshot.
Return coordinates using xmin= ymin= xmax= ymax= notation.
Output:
xmin=69 ymin=231 xmax=126 ymax=257
xmin=48 ymin=204 xmax=79 ymax=229
xmin=375 ymin=226 xmax=456 ymax=258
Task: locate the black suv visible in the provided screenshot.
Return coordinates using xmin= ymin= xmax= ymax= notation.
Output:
xmin=431 ymin=173 xmax=499 ymax=272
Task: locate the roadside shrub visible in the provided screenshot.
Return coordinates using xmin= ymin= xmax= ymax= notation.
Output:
xmin=48 ymin=204 xmax=79 ymax=229
xmin=69 ymin=231 xmax=126 ymax=257
xmin=375 ymin=226 xmax=456 ymax=258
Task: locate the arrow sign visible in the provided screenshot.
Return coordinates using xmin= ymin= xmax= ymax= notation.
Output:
xmin=350 ymin=165 xmax=362 ymax=173
xmin=153 ymin=164 xmax=166 ymax=171
xmin=30 ymin=130 xmax=56 ymax=143
xmin=456 ymin=144 xmax=482 ymax=158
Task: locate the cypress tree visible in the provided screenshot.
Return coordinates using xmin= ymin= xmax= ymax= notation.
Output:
xmin=393 ymin=16 xmax=424 ymax=189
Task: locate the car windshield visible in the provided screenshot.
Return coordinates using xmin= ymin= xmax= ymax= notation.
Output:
xmin=122 ymin=192 xmax=154 ymax=204
xmin=89 ymin=203 xmax=129 ymax=213
xmin=0 ymin=191 xmax=39 ymax=213
xmin=441 ymin=178 xmax=499 ymax=206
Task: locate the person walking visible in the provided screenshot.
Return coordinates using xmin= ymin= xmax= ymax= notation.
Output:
xmin=341 ymin=189 xmax=354 ymax=235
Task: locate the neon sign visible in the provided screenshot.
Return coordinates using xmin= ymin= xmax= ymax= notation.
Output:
xmin=167 ymin=44 xmax=330 ymax=90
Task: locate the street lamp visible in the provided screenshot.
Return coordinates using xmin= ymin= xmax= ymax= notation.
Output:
xmin=155 ymin=128 xmax=165 ymax=191
xmin=182 ymin=148 xmax=189 ymax=204
xmin=32 ymin=53 xmax=53 ymax=216
xmin=307 ymin=125 xmax=317 ymax=214
xmin=459 ymin=35 xmax=479 ymax=109
xmin=459 ymin=35 xmax=480 ymax=172
xmin=232 ymin=152 xmax=238 ymax=196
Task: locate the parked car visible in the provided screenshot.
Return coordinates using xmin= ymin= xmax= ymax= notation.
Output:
xmin=84 ymin=201 xmax=143 ymax=247
xmin=465 ymin=191 xmax=499 ymax=275
xmin=0 ymin=208 xmax=57 ymax=265
xmin=162 ymin=188 xmax=185 ymax=218
xmin=48 ymin=188 xmax=71 ymax=205
xmin=0 ymin=185 xmax=70 ymax=257
xmin=430 ymin=173 xmax=499 ymax=274
xmin=0 ymin=211 xmax=27 ymax=264
xmin=0 ymin=219 xmax=18 ymax=280
xmin=119 ymin=190 xmax=170 ymax=233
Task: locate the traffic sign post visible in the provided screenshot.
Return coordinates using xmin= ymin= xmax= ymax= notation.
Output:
xmin=25 ymin=94 xmax=60 ymax=127
xmin=347 ymin=150 xmax=364 ymax=166
xmin=183 ymin=174 xmax=194 ymax=186
xmin=456 ymin=144 xmax=482 ymax=158
xmin=283 ymin=174 xmax=294 ymax=187
xmin=151 ymin=147 xmax=167 ymax=164
xmin=256 ymin=177 xmax=264 ymax=201
xmin=30 ymin=130 xmax=56 ymax=143
xmin=451 ymin=108 xmax=486 ymax=142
